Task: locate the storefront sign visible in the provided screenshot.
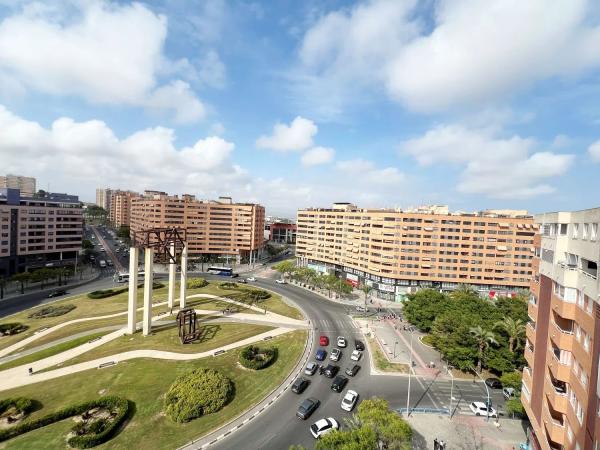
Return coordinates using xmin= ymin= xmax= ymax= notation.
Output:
xmin=378 ymin=283 xmax=395 ymax=293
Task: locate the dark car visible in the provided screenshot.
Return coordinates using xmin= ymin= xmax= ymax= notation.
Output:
xmin=323 ymin=364 xmax=339 ymax=378
xmin=315 ymin=349 xmax=327 ymax=361
xmin=291 ymin=377 xmax=310 ymax=394
xmin=296 ymin=397 xmax=320 ymax=420
xmin=345 ymin=365 xmax=361 ymax=377
xmin=48 ymin=289 xmax=67 ymax=298
xmin=354 ymin=340 xmax=365 ymax=351
xmin=331 ymin=375 xmax=348 ymax=393
xmin=231 ymin=273 xmax=239 ymax=278
xmin=485 ymin=377 xmax=502 ymax=389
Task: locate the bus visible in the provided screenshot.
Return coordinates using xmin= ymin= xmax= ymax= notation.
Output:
xmin=116 ymin=271 xmax=146 ymax=283
xmin=207 ymin=266 xmax=234 ymax=276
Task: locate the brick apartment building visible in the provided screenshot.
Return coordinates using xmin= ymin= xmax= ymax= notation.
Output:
xmin=109 ymin=190 xmax=139 ymax=228
xmin=0 ymin=188 xmax=83 ymax=277
xmin=296 ymin=203 xmax=536 ymax=300
xmin=129 ymin=191 xmax=265 ymax=263
xmin=523 ymin=208 xmax=600 ymax=450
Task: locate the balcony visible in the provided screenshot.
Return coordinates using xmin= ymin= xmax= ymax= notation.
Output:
xmin=542 ymin=403 xmax=566 ymax=447
xmin=526 ymin=322 xmax=536 ymax=343
xmin=523 ymin=365 xmax=533 ymax=387
xmin=549 ymin=320 xmax=574 ymax=352
xmin=545 ymin=376 xmax=568 ymax=414
xmin=528 ymin=301 xmax=538 ymax=321
xmin=551 ymin=294 xmax=577 ymax=321
xmin=525 ymin=344 xmax=535 ymax=368
xmin=547 ymin=348 xmax=571 ymax=382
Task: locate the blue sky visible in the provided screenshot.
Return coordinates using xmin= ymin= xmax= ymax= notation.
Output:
xmin=0 ymin=0 xmax=599 ymax=217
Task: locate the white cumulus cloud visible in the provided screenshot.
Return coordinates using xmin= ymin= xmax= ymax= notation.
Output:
xmin=301 ymin=146 xmax=335 ymax=167
xmin=589 ymin=140 xmax=600 ymax=162
xmin=336 ymin=158 xmax=404 ymax=185
xmin=256 ymin=116 xmax=318 ymax=152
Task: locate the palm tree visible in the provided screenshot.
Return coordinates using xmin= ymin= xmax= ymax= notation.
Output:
xmin=361 ymin=283 xmax=372 ymax=308
xmin=470 ymin=325 xmax=498 ymax=373
xmin=11 ymin=272 xmax=31 ymax=294
xmin=494 ymin=317 xmax=525 ymax=353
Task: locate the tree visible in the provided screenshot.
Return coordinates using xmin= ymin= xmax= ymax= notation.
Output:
xmin=333 ymin=279 xmax=352 ymax=298
xmin=505 ymin=398 xmax=526 ymax=418
xmin=322 ymin=273 xmax=338 ymax=298
xmin=451 ymin=284 xmax=478 ymax=299
xmin=272 ymin=260 xmax=296 ymax=279
xmin=30 ymin=268 xmax=53 ymax=290
xmin=116 ymin=225 xmax=130 ymax=240
xmin=82 ymin=239 xmax=94 ymax=250
xmin=361 ymin=283 xmax=372 ymax=309
xmin=500 ymin=371 xmax=522 ymax=391
xmin=11 ymin=272 xmax=31 ymax=294
xmin=469 ymin=325 xmax=498 ymax=373
xmin=494 ymin=317 xmax=525 ymax=353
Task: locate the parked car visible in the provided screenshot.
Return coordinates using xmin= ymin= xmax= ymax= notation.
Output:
xmin=502 ymin=387 xmax=516 ymax=399
xmin=315 ymin=349 xmax=327 ymax=361
xmin=47 ymin=289 xmax=67 ymax=298
xmin=238 ymin=279 xmax=247 ymax=284
xmin=247 ymin=276 xmax=256 ymax=282
xmin=319 ymin=336 xmax=329 ymax=346
xmin=275 ymin=279 xmax=286 ymax=284
xmin=354 ymin=340 xmax=365 ymax=351
xmin=469 ymin=401 xmax=498 ymax=418
xmin=337 ymin=336 xmax=347 ymax=348
xmin=351 ymin=350 xmax=362 ymax=361
xmin=331 ymin=375 xmax=348 ymax=393
xmin=355 ymin=305 xmax=367 ymax=312
xmin=485 ymin=378 xmax=502 ymax=389
xmin=345 ymin=365 xmax=360 ymax=377
xmin=297 ymin=398 xmax=320 ymax=420
xmin=310 ymin=418 xmax=338 ymax=439
xmin=231 ymin=273 xmax=239 ymax=278
xmin=323 ymin=364 xmax=339 ymax=378
xmin=305 ymin=362 xmax=318 ymax=376
xmin=330 ymin=348 xmax=342 ymax=362
xmin=291 ymin=377 xmax=310 ymax=394
xmin=341 ymin=390 xmax=359 ymax=411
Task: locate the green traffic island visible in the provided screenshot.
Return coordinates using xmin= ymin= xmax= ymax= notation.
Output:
xmin=27 ymin=305 xmax=76 ymax=319
xmin=0 ymin=396 xmax=131 ymax=449
xmin=87 ymin=282 xmax=164 ymax=299
xmin=238 ymin=345 xmax=278 ymax=370
xmin=186 ymin=278 xmax=208 ymax=289
xmin=0 ymin=323 xmax=29 ymax=337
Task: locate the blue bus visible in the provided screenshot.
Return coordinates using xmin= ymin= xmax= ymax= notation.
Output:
xmin=207 ymin=266 xmax=234 ymax=276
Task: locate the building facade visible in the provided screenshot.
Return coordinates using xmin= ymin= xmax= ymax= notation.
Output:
xmin=522 ymin=208 xmax=600 ymax=450
xmin=109 ymin=190 xmax=140 ymax=228
xmin=95 ymin=187 xmax=113 ymax=211
xmin=296 ymin=203 xmax=535 ymax=300
xmin=0 ymin=175 xmax=36 ymax=197
xmin=0 ymin=188 xmax=83 ymax=277
xmin=129 ymin=192 xmax=265 ymax=263
xmin=269 ymin=222 xmax=297 ymax=244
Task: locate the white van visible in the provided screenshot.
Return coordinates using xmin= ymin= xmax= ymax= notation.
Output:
xmin=99 ymin=260 xmax=107 ymax=268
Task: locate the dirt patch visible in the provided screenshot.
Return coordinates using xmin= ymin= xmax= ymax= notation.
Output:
xmin=0 ymin=410 xmax=26 ymax=429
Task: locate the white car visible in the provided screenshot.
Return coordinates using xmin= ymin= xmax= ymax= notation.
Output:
xmin=350 ymin=350 xmax=362 ymax=361
xmin=275 ymin=279 xmax=287 ymax=284
xmin=247 ymin=276 xmax=256 ymax=282
xmin=330 ymin=348 xmax=342 ymax=361
xmin=341 ymin=390 xmax=359 ymax=412
xmin=337 ymin=336 xmax=347 ymax=348
xmin=310 ymin=418 xmax=339 ymax=439
xmin=469 ymin=401 xmax=498 ymax=418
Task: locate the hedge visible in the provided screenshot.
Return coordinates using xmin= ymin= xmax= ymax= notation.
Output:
xmin=87 ymin=282 xmax=164 ymax=299
xmin=164 ymin=368 xmax=233 ymax=423
xmin=0 ymin=396 xmax=130 ymax=448
xmin=187 ymin=278 xmax=208 ymax=289
xmin=0 ymin=397 xmax=35 ymax=416
xmin=0 ymin=323 xmax=28 ymax=336
xmin=239 ymin=345 xmax=278 ymax=370
xmin=27 ymin=304 xmax=76 ymax=319
xmin=219 ymin=282 xmax=238 ymax=289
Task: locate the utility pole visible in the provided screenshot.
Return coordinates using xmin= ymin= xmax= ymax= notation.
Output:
xmin=406 ymin=329 xmax=414 ymax=416
xmin=446 ymin=365 xmax=455 ymax=418
xmin=471 ymin=366 xmax=491 ymax=422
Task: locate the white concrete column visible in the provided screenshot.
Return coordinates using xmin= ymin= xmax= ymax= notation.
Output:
xmin=179 ymin=243 xmax=188 ymax=309
xmin=142 ymin=248 xmax=154 ymax=336
xmin=126 ymin=247 xmax=139 ymax=334
xmin=167 ymin=243 xmax=176 ymax=310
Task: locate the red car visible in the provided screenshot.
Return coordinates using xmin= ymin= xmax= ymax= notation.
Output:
xmin=319 ymin=336 xmax=329 ymax=346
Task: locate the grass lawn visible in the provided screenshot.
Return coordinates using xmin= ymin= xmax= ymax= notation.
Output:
xmin=367 ymin=336 xmax=409 ymax=373
xmin=46 ymin=322 xmax=274 ymax=369
xmin=0 ymin=331 xmax=110 ymax=371
xmin=0 ymin=330 xmax=307 ymax=450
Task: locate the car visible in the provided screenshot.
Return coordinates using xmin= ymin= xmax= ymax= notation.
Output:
xmin=331 ymin=375 xmax=348 ymax=393
xmin=337 ymin=336 xmax=347 ymax=348
xmin=354 ymin=340 xmax=365 ymax=351
xmin=305 ymin=362 xmax=318 ymax=376
xmin=469 ymin=401 xmax=498 ymax=418
xmin=315 ymin=349 xmax=327 ymax=361
xmin=296 ymin=398 xmax=320 ymax=420
xmin=319 ymin=336 xmax=329 ymax=346
xmin=351 ymin=350 xmax=362 ymax=361
xmin=115 ymin=248 xmax=120 ymax=253
xmin=47 ymin=289 xmax=67 ymax=298
xmin=330 ymin=348 xmax=342 ymax=361
xmin=323 ymin=364 xmax=339 ymax=378
xmin=485 ymin=378 xmax=502 ymax=389
xmin=502 ymin=387 xmax=516 ymax=399
xmin=275 ymin=279 xmax=286 ymax=284
xmin=310 ymin=417 xmax=338 ymax=439
xmin=247 ymin=276 xmax=256 ymax=282
xmin=107 ymin=260 xmax=113 ymax=266
xmin=238 ymin=279 xmax=247 ymax=284
xmin=231 ymin=273 xmax=239 ymax=278
xmin=291 ymin=377 xmax=310 ymax=394
xmin=356 ymin=305 xmax=367 ymax=312
xmin=341 ymin=390 xmax=359 ymax=411
xmin=345 ymin=365 xmax=361 ymax=377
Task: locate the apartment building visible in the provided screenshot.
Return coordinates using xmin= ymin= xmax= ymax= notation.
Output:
xmin=129 ymin=192 xmax=265 ymax=262
xmin=0 ymin=175 xmax=36 ymax=197
xmin=95 ymin=187 xmax=113 ymax=211
xmin=269 ymin=222 xmax=297 ymax=244
xmin=0 ymin=188 xmax=83 ymax=277
xmin=522 ymin=208 xmax=600 ymax=450
xmin=296 ymin=203 xmax=535 ymax=300
xmin=109 ymin=190 xmax=140 ymax=228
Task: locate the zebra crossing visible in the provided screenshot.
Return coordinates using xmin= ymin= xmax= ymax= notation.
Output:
xmin=312 ymin=318 xmax=360 ymax=333
xmin=423 ymin=380 xmax=506 ymax=416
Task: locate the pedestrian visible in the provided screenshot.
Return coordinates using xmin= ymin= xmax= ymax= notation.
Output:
xmin=434 ymin=438 xmax=439 ymax=450
xmin=439 ymin=440 xmax=446 ymax=450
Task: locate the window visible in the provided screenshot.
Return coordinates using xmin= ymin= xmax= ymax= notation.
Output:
xmin=576 ymin=402 xmax=584 ymax=424
xmin=592 ymin=223 xmax=598 ymax=241
xmin=583 ymin=223 xmax=589 ymax=240
xmin=567 ymin=425 xmax=573 ymax=442
xmin=573 ymin=223 xmax=579 ymax=238
xmin=584 ymin=334 xmax=590 ymax=352
xmin=560 ymin=223 xmax=568 ymax=235
xmin=581 ymin=371 xmax=588 ymax=387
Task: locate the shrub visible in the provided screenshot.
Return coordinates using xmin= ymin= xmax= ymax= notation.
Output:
xmin=27 ymin=304 xmax=76 ymax=319
xmin=187 ymin=278 xmax=208 ymax=289
xmin=0 ymin=396 xmax=130 ymax=449
xmin=239 ymin=345 xmax=278 ymax=370
xmin=0 ymin=397 xmax=35 ymax=416
xmin=87 ymin=282 xmax=164 ymax=299
xmin=219 ymin=282 xmax=238 ymax=289
xmin=164 ymin=368 xmax=233 ymax=423
xmin=0 ymin=323 xmax=28 ymax=336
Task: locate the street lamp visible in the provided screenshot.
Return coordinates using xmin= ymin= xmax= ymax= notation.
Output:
xmin=470 ymin=366 xmax=491 ymax=422
xmin=394 ymin=340 xmax=398 ymax=358
xmin=405 ymin=327 xmax=415 ymax=416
